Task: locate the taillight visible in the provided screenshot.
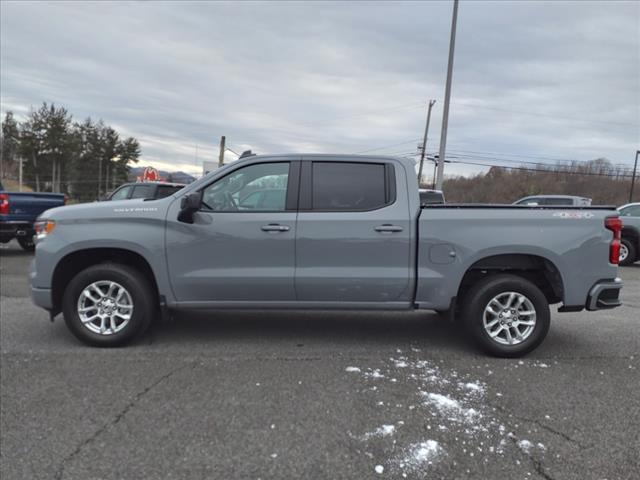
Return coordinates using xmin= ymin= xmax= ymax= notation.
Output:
xmin=605 ymin=216 xmax=622 ymax=264
xmin=0 ymin=193 xmax=9 ymax=215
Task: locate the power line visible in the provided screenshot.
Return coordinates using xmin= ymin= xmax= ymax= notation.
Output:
xmin=448 ymin=159 xmax=634 ymax=178
xmin=352 ymin=139 xmax=421 ymax=154
xmin=445 ymin=148 xmax=615 ymax=165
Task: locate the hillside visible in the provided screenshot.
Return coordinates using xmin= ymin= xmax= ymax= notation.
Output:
xmin=440 ymin=160 xmax=637 ymax=205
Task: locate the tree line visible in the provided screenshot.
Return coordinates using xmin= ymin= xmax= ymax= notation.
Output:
xmin=0 ymin=103 xmax=140 ymax=202
xmin=438 ymin=158 xmax=637 ymax=205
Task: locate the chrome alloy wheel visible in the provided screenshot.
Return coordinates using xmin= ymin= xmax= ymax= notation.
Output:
xmin=483 ymin=291 xmax=536 ymax=345
xmin=77 ymin=281 xmax=133 ymax=335
xmin=619 ymin=243 xmax=629 ymax=262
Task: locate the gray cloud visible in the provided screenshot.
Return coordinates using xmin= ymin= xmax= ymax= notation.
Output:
xmin=1 ymin=0 xmax=638 ymax=177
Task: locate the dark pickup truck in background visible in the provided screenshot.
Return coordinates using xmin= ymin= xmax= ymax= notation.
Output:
xmin=0 ymin=181 xmax=66 ymax=251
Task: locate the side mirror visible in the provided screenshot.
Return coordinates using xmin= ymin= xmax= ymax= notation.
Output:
xmin=178 ymin=191 xmax=202 ymax=223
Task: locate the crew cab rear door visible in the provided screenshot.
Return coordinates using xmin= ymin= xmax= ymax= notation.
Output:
xmin=294 ymin=158 xmax=413 ymax=305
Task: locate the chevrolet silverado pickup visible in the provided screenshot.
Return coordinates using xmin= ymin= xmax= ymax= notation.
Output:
xmin=29 ymin=154 xmax=623 ymax=356
xmin=0 ymin=181 xmax=66 ymax=251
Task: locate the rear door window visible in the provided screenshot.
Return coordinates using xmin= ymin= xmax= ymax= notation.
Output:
xmin=311 ymin=162 xmax=391 ymax=211
xmin=130 ymin=184 xmax=154 ymax=199
xmin=156 ymin=185 xmax=183 ymax=199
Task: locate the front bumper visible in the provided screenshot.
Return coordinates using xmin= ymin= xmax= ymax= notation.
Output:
xmin=586 ymin=278 xmax=623 ymax=311
xmin=29 ymin=258 xmax=53 ymax=310
xmin=30 ymin=286 xmax=54 ymax=310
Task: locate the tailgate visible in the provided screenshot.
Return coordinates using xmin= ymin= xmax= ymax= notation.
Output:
xmin=5 ymin=192 xmax=65 ymax=223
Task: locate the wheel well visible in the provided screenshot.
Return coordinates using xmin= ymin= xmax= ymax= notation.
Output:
xmin=51 ymin=248 xmax=159 ymax=312
xmin=457 ymin=254 xmax=564 ymax=306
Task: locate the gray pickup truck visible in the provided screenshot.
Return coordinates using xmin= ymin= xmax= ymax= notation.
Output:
xmin=30 ymin=154 xmax=623 ymax=357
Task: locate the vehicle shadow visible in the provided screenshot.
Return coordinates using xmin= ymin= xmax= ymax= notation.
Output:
xmin=0 ymin=242 xmax=32 ymax=257
xmin=147 ymin=309 xmax=476 ymax=354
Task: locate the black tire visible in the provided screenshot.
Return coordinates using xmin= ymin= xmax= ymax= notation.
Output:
xmin=62 ymin=263 xmax=156 ymax=347
xmin=17 ymin=236 xmax=35 ymax=252
xmin=619 ymin=238 xmax=636 ymax=266
xmin=461 ymin=274 xmax=550 ymax=357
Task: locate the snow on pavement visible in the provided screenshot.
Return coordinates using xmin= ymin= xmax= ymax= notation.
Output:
xmin=346 ymin=353 xmax=548 ymax=476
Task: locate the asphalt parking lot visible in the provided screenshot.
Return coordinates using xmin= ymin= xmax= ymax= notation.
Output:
xmin=1 ymin=240 xmax=638 ymax=480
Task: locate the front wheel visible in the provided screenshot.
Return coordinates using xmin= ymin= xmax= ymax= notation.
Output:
xmin=17 ymin=236 xmax=35 ymax=251
xmin=461 ymin=274 xmax=550 ymax=357
xmin=62 ymin=263 xmax=155 ymax=347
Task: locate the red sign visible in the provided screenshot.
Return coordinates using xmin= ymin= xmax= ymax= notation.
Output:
xmin=137 ymin=167 xmax=161 ymax=183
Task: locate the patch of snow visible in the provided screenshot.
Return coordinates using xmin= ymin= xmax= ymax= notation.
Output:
xmin=395 ymin=440 xmax=442 ymax=473
xmin=425 ymin=392 xmax=460 ymax=409
xmin=362 ymin=424 xmax=396 ymax=439
xmin=345 ymin=366 xmax=361 ymax=373
xmin=460 ymin=382 xmax=485 ymax=393
xmin=375 ymin=465 xmax=384 ymax=474
xmin=395 ymin=361 xmax=409 ymax=368
xmin=517 ymin=439 xmax=533 ymax=453
xmin=270 ymin=453 xmax=278 ymax=458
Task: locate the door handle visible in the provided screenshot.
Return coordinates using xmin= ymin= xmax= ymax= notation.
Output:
xmin=374 ymin=224 xmax=403 ymax=233
xmin=261 ymin=224 xmax=290 ymax=232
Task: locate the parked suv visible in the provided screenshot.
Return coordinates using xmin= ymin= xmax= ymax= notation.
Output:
xmin=419 ymin=189 xmax=445 ymax=205
xmin=618 ymin=202 xmax=640 ymax=266
xmin=107 ymin=182 xmax=185 ymax=201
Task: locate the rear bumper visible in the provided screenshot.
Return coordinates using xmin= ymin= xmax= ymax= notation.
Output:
xmin=0 ymin=221 xmax=34 ymax=242
xmin=586 ymin=278 xmax=623 ymax=311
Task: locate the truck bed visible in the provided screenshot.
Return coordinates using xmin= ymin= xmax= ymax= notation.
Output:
xmin=415 ymin=204 xmax=619 ymax=310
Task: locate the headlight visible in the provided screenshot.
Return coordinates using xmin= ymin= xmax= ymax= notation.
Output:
xmin=34 ymin=220 xmax=56 ymax=241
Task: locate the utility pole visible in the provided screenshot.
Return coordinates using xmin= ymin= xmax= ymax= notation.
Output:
xmin=218 ymin=136 xmax=226 ymax=167
xmin=18 ymin=157 xmax=23 ymax=192
xmin=97 ymin=156 xmax=103 ymax=199
xmin=417 ymin=100 xmax=436 ymax=185
xmin=432 ymin=155 xmax=438 ymax=189
xmin=630 ymin=150 xmax=640 ymax=203
xmin=435 ymin=0 xmax=459 ymax=190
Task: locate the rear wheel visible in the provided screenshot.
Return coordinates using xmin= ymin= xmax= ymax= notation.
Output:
xmin=17 ymin=236 xmax=35 ymax=252
xmin=619 ymin=238 xmax=636 ymax=266
xmin=62 ymin=263 xmax=155 ymax=347
xmin=461 ymin=274 xmax=550 ymax=357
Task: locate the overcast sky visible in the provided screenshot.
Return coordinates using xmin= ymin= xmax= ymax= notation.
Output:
xmin=1 ymin=0 xmax=638 ymax=177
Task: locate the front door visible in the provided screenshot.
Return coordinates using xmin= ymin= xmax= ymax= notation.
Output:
xmin=166 ymin=159 xmax=299 ymax=304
